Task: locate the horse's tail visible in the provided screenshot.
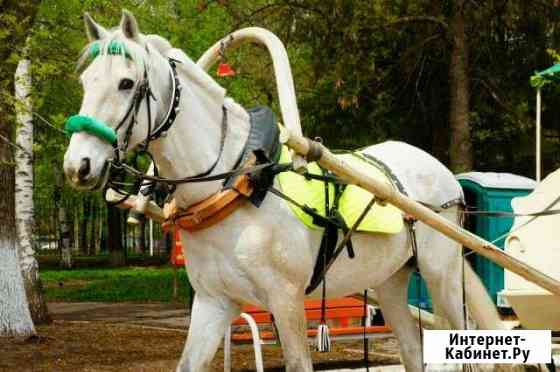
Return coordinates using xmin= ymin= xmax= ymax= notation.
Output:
xmin=464 ymin=260 xmax=506 ymax=330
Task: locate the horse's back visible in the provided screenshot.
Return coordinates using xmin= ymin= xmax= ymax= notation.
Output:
xmin=361 ymin=141 xmax=462 ymax=206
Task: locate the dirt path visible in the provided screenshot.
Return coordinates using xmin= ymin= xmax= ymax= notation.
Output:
xmin=0 ymin=302 xmax=401 ymax=372
xmin=47 ymin=302 xmax=189 ymax=329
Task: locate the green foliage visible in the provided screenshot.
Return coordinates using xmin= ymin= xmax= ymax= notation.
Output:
xmin=41 ymin=266 xmax=192 ymax=303
xmin=9 ymin=0 xmax=560 ymax=247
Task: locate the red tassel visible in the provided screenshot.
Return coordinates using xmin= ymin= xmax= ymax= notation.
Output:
xmin=217 ymin=62 xmax=235 ymax=77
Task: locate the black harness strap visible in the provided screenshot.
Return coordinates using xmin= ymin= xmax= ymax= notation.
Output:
xmin=307 ymin=195 xmax=378 ymax=295
xmin=305 ymin=167 xmax=354 ymax=295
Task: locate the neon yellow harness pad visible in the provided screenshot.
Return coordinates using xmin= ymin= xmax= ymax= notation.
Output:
xmin=277 ymin=147 xmax=404 ymax=234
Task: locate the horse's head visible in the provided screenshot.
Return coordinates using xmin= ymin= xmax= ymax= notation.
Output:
xmin=64 ymin=10 xmax=172 ymax=190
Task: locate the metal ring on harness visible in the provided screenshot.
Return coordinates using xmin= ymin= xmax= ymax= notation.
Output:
xmin=306 ymin=138 xmax=323 ymax=162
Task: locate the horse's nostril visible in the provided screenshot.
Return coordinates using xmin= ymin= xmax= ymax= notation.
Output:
xmin=78 ymin=158 xmax=91 ymax=181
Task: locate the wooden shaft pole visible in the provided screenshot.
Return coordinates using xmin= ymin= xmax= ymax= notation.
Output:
xmin=281 ymin=130 xmax=560 ymax=297
xmin=105 ymin=189 xmax=165 ymax=223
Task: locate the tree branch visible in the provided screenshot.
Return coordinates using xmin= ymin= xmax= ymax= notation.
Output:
xmin=479 ymin=79 xmax=532 ymax=129
xmin=0 ymin=133 xmax=32 ymax=158
xmin=387 ymin=16 xmax=449 ymax=31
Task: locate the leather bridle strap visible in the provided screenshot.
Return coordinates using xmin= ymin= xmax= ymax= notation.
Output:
xmin=111 ymin=58 xmax=181 ymax=160
xmin=109 ymin=59 xmax=228 ymax=181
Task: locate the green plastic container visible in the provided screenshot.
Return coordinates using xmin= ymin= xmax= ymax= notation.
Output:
xmin=457 ymin=172 xmax=535 ymax=306
xmin=407 ymin=172 xmax=535 ymax=310
xmin=408 ymin=271 xmax=432 ymax=310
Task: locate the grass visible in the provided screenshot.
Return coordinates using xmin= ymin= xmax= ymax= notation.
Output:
xmin=40 ymin=266 xmax=193 ymax=303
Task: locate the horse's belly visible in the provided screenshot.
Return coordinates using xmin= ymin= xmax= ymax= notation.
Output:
xmin=306 ymin=230 xmax=412 ymax=298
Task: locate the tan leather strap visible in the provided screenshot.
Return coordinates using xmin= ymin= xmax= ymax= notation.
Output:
xmin=163 ymin=175 xmax=253 ymax=232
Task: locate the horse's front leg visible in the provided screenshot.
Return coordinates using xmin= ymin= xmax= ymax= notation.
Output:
xmin=176 ymin=293 xmax=240 ymax=372
xmin=268 ymin=287 xmax=314 ymax=372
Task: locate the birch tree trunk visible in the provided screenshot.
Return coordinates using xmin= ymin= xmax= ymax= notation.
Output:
xmin=0 ymin=0 xmax=41 ymax=337
xmin=0 ymin=147 xmax=35 ymax=336
xmin=14 ymin=55 xmax=50 ymax=324
xmin=0 ymin=85 xmax=35 ymax=338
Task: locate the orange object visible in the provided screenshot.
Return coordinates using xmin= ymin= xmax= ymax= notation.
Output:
xmin=164 ymin=174 xmax=253 ymax=232
xmin=230 ymin=297 xmax=391 ymax=344
xmin=217 ymin=62 xmax=235 ymax=77
xmin=231 ymin=326 xmax=391 ymax=343
xmin=171 ymin=228 xmax=186 ymax=266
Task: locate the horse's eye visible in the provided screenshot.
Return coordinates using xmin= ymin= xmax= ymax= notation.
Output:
xmin=119 ymin=78 xmax=134 ymax=90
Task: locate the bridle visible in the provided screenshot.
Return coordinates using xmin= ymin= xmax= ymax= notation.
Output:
xmin=113 ymin=57 xmax=182 ymax=162
xmin=64 ymin=41 xmax=265 ymax=201
xmin=107 ymin=56 xmax=230 ymax=186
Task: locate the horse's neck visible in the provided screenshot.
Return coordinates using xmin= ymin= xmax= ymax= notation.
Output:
xmin=149 ymin=74 xmax=250 ymax=208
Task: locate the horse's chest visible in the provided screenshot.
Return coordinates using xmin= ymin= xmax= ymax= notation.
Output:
xmin=180 ymin=217 xmax=315 ymax=304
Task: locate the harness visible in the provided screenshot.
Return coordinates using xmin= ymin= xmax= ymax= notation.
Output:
xmin=162 ymin=106 xmax=283 ymax=231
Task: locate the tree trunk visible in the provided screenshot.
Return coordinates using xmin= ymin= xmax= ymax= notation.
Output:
xmin=0 ymin=107 xmax=35 ymax=339
xmin=138 ymin=218 xmax=146 ymax=255
xmin=54 ymin=168 xmax=72 ymax=268
xmin=14 ymin=54 xmax=49 ymax=324
xmin=89 ymin=199 xmax=97 ymax=256
xmin=122 ymin=211 xmax=128 ymax=253
xmin=0 ymin=2 xmax=39 ymax=331
xmin=58 ymin=203 xmax=72 ymax=268
xmin=95 ymin=206 xmax=103 ymax=254
xmin=448 ymin=1 xmax=473 ymax=172
xmin=107 ymin=205 xmax=126 ymax=267
xmin=73 ymin=212 xmax=80 ymax=255
xmin=80 ymin=197 xmax=90 ymax=255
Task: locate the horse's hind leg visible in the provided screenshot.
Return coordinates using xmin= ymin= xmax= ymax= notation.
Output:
xmin=267 ymin=287 xmax=313 ymax=372
xmin=416 ymin=223 xmax=466 ymax=331
xmin=375 ymin=264 xmax=423 ymax=372
xmin=176 ymin=293 xmax=240 ymax=372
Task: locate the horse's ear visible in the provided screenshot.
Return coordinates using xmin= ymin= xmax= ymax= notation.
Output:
xmin=120 ymin=9 xmax=141 ymax=41
xmin=84 ymin=12 xmax=108 ymax=42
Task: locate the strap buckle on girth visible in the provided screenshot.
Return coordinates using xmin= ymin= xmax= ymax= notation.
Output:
xmin=162 ymin=175 xmax=253 ymax=233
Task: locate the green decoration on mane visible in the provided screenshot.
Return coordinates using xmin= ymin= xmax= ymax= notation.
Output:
xmin=89 ymin=40 xmax=132 ymax=59
xmin=65 ymin=115 xmax=117 ymax=145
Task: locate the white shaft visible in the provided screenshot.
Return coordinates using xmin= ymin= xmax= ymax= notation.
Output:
xmin=197 ymin=27 xmax=306 ymax=169
xmin=536 ymin=88 xmax=542 ymax=182
xmin=149 ymin=219 xmax=154 ymax=257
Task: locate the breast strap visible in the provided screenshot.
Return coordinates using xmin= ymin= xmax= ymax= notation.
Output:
xmin=163 ymin=173 xmax=253 ymax=232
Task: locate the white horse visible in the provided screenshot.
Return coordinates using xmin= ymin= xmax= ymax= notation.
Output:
xmin=63 ymin=11 xmax=504 ymax=372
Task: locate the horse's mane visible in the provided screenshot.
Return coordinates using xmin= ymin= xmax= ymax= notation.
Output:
xmin=77 ymin=31 xmax=171 ymax=76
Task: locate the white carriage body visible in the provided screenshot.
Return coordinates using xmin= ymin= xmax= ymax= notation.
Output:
xmin=502 ymin=168 xmax=560 ymax=330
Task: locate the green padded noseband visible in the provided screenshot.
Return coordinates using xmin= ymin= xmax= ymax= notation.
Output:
xmin=89 ymin=40 xmax=132 ymax=59
xmin=65 ymin=115 xmax=117 ymax=145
